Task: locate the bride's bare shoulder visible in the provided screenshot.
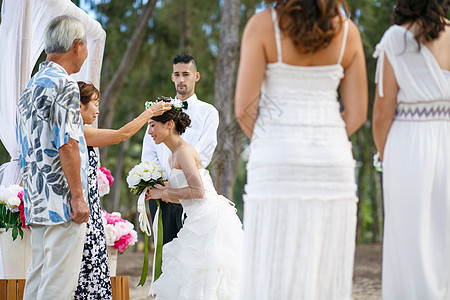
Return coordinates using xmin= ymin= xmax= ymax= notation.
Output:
xmin=175 ymin=143 xmax=197 ymax=160
xmin=177 ymin=143 xmax=202 ymax=167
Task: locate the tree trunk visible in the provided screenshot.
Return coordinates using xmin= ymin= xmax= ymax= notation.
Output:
xmin=178 ymin=0 xmax=191 ymax=53
xmin=98 ymin=0 xmax=157 ymax=160
xmin=211 ymin=0 xmax=242 ymax=199
xmin=107 ymin=112 xmax=133 ymax=212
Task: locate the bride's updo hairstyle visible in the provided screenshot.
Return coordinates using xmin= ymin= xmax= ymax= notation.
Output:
xmin=151 ymin=96 xmax=191 ymax=135
xmin=392 ymin=0 xmax=449 ymax=46
xmin=265 ymin=0 xmax=349 ymax=53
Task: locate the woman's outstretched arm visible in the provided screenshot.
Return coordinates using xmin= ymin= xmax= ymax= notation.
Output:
xmin=84 ymin=101 xmax=171 ymax=147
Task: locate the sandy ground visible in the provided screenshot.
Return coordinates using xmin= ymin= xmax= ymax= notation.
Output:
xmin=116 ymin=244 xmax=382 ymax=299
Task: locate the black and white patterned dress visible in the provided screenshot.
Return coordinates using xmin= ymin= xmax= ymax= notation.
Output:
xmin=74 ymin=146 xmax=112 ymax=299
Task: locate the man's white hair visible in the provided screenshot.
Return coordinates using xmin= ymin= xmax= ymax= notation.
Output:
xmin=44 ymin=15 xmax=86 ymax=54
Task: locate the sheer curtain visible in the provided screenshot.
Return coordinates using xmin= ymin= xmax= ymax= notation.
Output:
xmin=0 ymin=0 xmax=106 ymax=278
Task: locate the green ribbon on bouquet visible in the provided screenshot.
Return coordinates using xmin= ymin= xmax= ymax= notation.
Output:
xmin=137 ymin=233 xmax=150 ymax=286
xmin=137 ymin=199 xmax=164 ymax=286
xmin=154 ymin=199 xmax=164 ymax=281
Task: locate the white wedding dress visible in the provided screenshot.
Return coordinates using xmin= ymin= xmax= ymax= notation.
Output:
xmin=374 ymin=25 xmax=450 ymax=299
xmin=150 ymin=168 xmax=243 ymax=300
xmin=240 ymin=9 xmax=358 ymax=300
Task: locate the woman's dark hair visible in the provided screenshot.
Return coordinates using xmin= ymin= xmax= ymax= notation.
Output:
xmin=77 ymin=81 xmax=100 ymax=105
xmin=151 ymin=96 xmax=191 ymax=135
xmin=392 ymin=0 xmax=449 ymax=46
xmin=265 ymin=0 xmax=349 ymax=53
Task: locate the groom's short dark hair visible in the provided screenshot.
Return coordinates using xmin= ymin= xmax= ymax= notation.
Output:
xmin=173 ymin=54 xmax=197 ymax=70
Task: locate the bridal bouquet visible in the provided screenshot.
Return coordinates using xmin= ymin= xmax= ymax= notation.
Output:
xmin=101 ymin=210 xmax=138 ymax=253
xmin=98 ymin=167 xmax=114 ymax=197
xmin=0 ymin=184 xmax=29 ymax=240
xmin=127 ymin=161 xmax=167 ymax=285
xmin=127 ymin=161 xmax=168 ymax=197
xmin=126 ymin=161 xmax=167 ymax=235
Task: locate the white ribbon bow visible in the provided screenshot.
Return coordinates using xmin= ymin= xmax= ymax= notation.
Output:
xmin=137 ymin=186 xmax=152 ymax=236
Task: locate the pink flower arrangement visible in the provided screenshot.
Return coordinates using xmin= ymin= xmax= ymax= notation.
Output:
xmin=102 ymin=210 xmax=138 ymax=253
xmin=98 ymin=167 xmax=114 ymax=197
xmin=0 ymin=185 xmax=29 ymax=240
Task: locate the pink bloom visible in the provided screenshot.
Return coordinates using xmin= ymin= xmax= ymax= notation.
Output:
xmin=18 ymin=192 xmax=29 ymax=229
xmin=102 ymin=210 xmax=123 ymax=225
xmin=102 ymin=210 xmax=138 ymax=252
xmin=97 ymin=171 xmax=110 ymax=197
xmin=114 ymin=221 xmax=131 ymax=237
xmin=99 ymin=167 xmax=114 ymax=186
xmin=114 ymin=233 xmax=136 ymax=253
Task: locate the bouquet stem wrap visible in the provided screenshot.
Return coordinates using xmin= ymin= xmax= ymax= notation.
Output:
xmin=137 ymin=187 xmax=152 ymax=236
xmin=137 ymin=199 xmax=164 ymax=286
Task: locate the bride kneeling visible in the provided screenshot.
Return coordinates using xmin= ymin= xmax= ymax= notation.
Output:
xmin=145 ymin=97 xmax=243 ymax=300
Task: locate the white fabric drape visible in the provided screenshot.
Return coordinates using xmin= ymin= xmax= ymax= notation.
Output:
xmin=0 ymin=0 xmax=106 ymax=279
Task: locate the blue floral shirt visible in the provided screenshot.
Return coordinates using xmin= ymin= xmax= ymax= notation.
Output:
xmin=16 ymin=61 xmax=89 ymax=225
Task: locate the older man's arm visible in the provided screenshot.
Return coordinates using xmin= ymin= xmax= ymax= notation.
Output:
xmin=59 ymin=137 xmax=90 ymax=223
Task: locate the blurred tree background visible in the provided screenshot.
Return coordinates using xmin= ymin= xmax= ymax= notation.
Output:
xmin=0 ymin=0 xmax=397 ymax=244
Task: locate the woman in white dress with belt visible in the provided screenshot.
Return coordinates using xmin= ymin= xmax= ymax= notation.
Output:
xmin=235 ymin=0 xmax=368 ymax=299
xmin=372 ymin=0 xmax=450 ymax=298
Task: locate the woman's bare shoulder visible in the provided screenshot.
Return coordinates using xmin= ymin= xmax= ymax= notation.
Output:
xmin=244 ymin=9 xmax=273 ymax=35
xmin=340 ymin=19 xmax=364 ymax=68
xmin=175 ymin=143 xmax=198 ymax=161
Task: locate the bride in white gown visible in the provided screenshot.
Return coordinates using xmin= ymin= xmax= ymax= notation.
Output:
xmin=145 ymin=99 xmax=243 ymax=300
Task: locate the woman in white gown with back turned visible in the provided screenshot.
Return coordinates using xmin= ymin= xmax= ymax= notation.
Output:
xmin=372 ymin=0 xmax=450 ymax=298
xmin=145 ymin=98 xmax=243 ymax=300
xmin=235 ymin=0 xmax=368 ymax=299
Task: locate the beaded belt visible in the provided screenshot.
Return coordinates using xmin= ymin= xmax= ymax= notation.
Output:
xmin=395 ymin=100 xmax=450 ymax=121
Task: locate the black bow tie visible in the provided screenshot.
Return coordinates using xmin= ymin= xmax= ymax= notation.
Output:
xmin=182 ymin=101 xmax=188 ymax=109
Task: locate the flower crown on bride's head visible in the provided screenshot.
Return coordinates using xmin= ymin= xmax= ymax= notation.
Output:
xmin=145 ymin=96 xmax=183 ymax=110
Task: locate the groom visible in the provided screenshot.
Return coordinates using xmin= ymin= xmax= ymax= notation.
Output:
xmin=141 ymin=53 xmax=219 ymax=265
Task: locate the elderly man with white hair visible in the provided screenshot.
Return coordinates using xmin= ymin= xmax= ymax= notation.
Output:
xmin=16 ymin=15 xmax=90 ymax=299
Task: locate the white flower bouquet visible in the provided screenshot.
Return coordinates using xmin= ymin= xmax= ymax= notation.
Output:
xmin=126 ymin=161 xmax=167 ymax=235
xmin=127 ymin=161 xmax=168 ymax=196
xmin=127 ymin=161 xmax=168 ymax=285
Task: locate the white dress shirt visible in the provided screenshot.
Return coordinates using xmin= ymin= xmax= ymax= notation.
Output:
xmin=141 ymin=94 xmax=219 ymax=174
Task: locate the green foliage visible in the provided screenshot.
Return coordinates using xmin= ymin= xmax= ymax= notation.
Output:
xmin=346 ymin=0 xmax=394 ymax=243
xmin=130 ymin=179 xmax=165 ymax=197
xmin=0 ymin=204 xmax=24 ymax=241
xmin=0 ymin=142 xmax=9 ymax=165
